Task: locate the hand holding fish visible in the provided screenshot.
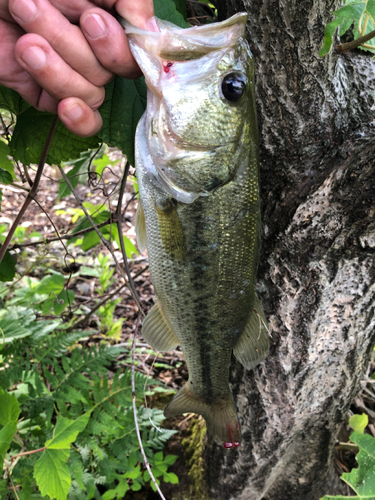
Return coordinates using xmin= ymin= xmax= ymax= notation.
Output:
xmin=0 ymin=0 xmax=155 ymax=136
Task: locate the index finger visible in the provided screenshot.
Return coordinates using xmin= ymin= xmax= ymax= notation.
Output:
xmin=95 ymin=0 xmax=155 ymax=29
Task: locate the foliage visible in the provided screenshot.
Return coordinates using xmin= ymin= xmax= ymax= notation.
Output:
xmin=0 ymin=300 xmax=178 ymax=499
xmin=322 ymin=415 xmax=375 ymax=499
xmin=320 ymin=0 xmax=375 ymax=56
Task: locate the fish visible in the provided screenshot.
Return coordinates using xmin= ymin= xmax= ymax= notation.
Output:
xmin=122 ymin=13 xmax=269 ymax=448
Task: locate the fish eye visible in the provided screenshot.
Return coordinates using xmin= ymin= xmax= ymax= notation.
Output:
xmin=221 ymin=73 xmax=246 ymax=102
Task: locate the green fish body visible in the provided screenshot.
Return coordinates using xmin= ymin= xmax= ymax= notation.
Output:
xmin=124 ymin=13 xmax=269 ymax=447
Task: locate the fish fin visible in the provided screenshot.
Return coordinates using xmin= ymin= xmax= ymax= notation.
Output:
xmin=233 ymin=293 xmax=270 ymax=370
xmin=141 ymin=302 xmax=179 ymax=352
xmin=164 ymin=382 xmax=241 ymax=448
xmin=156 ymin=202 xmax=186 ymax=261
xmin=135 ymin=202 xmax=147 ymax=253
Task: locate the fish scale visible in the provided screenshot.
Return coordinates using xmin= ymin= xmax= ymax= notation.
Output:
xmin=123 ymin=13 xmax=270 ymax=447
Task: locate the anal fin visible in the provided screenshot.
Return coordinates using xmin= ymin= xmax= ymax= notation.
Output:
xmin=233 ymin=293 xmax=270 ymax=370
xmin=141 ymin=302 xmax=179 ymax=352
xmin=135 ymin=201 xmax=147 ymax=253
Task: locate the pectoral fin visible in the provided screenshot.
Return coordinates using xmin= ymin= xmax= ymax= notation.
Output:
xmin=135 ymin=201 xmax=147 ymax=253
xmin=142 ymin=302 xmax=179 ymax=352
xmin=233 ymin=294 xmax=270 ymax=370
xmin=156 ymin=201 xmax=186 ymax=261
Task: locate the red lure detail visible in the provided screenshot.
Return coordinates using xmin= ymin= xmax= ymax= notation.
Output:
xmin=163 ymin=61 xmax=174 ymax=73
xmin=223 ymin=442 xmax=240 ymax=449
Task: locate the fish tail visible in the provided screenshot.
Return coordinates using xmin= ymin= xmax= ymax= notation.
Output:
xmin=164 ymin=382 xmax=241 ymax=448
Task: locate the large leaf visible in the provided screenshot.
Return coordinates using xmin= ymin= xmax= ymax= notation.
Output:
xmin=322 ymin=431 xmax=375 ymax=499
xmin=34 ymin=414 xmax=90 ymax=500
xmin=0 ymin=247 xmax=16 ymax=282
xmin=155 ymin=0 xmax=190 ymax=27
xmin=34 ymin=448 xmax=71 ymax=500
xmin=0 ymin=422 xmax=17 ymax=469
xmin=0 ymin=388 xmax=20 ymax=426
xmin=99 ymin=77 xmax=146 ymax=166
xmin=320 ymin=0 xmax=375 ymax=56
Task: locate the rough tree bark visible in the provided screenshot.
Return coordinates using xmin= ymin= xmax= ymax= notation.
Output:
xmin=204 ymin=1 xmax=375 ymax=499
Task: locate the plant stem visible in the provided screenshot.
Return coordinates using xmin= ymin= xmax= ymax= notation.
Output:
xmin=335 ymin=28 xmax=375 ymax=53
xmin=131 ymin=320 xmax=167 ymax=500
xmin=0 ymin=115 xmax=58 ymax=264
xmin=11 ymin=446 xmax=46 ymax=460
xmin=116 ymin=161 xmax=144 ymax=315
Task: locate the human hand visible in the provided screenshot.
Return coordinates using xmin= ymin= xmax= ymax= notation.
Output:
xmin=0 ymin=0 xmax=155 ymax=136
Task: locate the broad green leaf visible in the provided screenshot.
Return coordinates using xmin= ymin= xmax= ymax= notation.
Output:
xmin=0 ymin=247 xmax=16 ymax=282
xmin=34 ymin=448 xmax=71 ymax=500
xmin=99 ymin=77 xmax=147 ymax=166
xmin=164 ymin=454 xmax=178 ymax=466
xmin=53 ymin=290 xmax=75 ymax=315
xmin=0 ymin=139 xmax=15 ymax=178
xmin=0 ymin=167 xmax=12 ymax=185
xmin=0 ymin=421 xmax=17 ymax=467
xmin=322 ymin=431 xmax=375 ymax=499
xmin=46 ymin=413 xmax=90 ymax=449
xmin=155 ymin=0 xmax=190 ymax=27
xmin=171 ymin=0 xmax=187 ymax=20
xmin=166 ymin=472 xmax=179 ymax=484
xmin=131 ymin=480 xmax=142 ymax=491
xmin=36 ymin=274 xmax=64 ymax=295
xmin=320 ymin=0 xmax=375 ymax=57
xmin=349 ymin=413 xmax=368 ymax=433
xmin=9 ymin=107 xmax=100 ymax=166
xmin=0 ymin=85 xmax=29 ymax=115
xmin=0 ymin=387 xmax=20 ymax=426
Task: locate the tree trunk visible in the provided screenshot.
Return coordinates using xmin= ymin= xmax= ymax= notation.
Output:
xmin=204 ymin=0 xmax=375 ymax=499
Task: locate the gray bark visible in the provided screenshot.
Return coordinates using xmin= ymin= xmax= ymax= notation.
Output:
xmin=204 ymin=1 xmax=375 ymax=499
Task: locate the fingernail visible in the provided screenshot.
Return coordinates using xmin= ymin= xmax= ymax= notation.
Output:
xmin=21 ymin=46 xmax=46 ymax=70
xmin=11 ymin=0 xmax=37 ymax=23
xmin=64 ymin=104 xmax=83 ymax=121
xmin=146 ymin=16 xmax=160 ymax=32
xmin=82 ymin=13 xmax=106 ymax=39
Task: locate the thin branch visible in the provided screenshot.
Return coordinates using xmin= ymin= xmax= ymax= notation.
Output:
xmin=116 ymin=161 xmax=144 ymax=315
xmin=10 ymin=447 xmax=46 ymax=460
xmin=9 ymin=218 xmax=113 ymax=250
xmin=335 ymin=28 xmax=375 ymax=53
xmin=0 ymin=115 xmax=59 ymax=264
xmin=131 ymin=320 xmax=167 ymax=500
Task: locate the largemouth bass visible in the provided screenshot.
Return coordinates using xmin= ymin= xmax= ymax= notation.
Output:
xmin=123 ymin=13 xmax=269 ymax=448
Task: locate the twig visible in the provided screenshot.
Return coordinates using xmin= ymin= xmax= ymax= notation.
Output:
xmin=0 ymin=115 xmax=59 ymax=264
xmin=131 ymin=320 xmax=167 ymax=500
xmin=335 ymin=28 xmax=375 ymax=53
xmin=115 ymin=161 xmax=144 ymax=315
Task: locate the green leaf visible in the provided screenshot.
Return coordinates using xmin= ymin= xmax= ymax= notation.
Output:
xmin=166 ymin=472 xmax=179 ymax=484
xmin=0 ymin=422 xmax=17 ymax=467
xmin=0 ymin=387 xmax=20 ymax=426
xmin=46 ymin=413 xmax=90 ymax=449
xmin=36 ymin=274 xmax=64 ymax=295
xmin=99 ymin=77 xmax=147 ymax=166
xmin=53 ymin=290 xmax=75 ymax=315
xmin=0 ymin=167 xmax=12 ymax=185
xmin=320 ymin=0 xmax=375 ymax=57
xmin=0 ymin=247 xmax=16 ymax=282
xmin=9 ymin=107 xmax=100 ymax=166
xmin=154 ymin=0 xmax=190 ymax=27
xmin=131 ymin=480 xmax=142 ymax=491
xmin=349 ymin=414 xmax=369 ymax=434
xmin=0 ymin=139 xmax=15 ymax=178
xmin=322 ymin=431 xmax=375 ymax=499
xmin=34 ymin=448 xmax=71 ymax=500
xmin=164 ymin=454 xmax=178 ymax=466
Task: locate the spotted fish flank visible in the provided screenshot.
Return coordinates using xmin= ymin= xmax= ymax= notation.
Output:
xmin=122 ymin=13 xmax=269 ymax=447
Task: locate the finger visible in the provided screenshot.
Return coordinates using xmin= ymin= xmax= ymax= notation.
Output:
xmin=9 ymin=0 xmax=112 ymax=86
xmin=58 ymin=97 xmax=103 ymax=137
xmin=15 ymin=34 xmax=105 ymax=110
xmin=91 ymin=0 xmax=155 ymax=29
xmin=80 ymin=8 xmax=141 ymax=78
